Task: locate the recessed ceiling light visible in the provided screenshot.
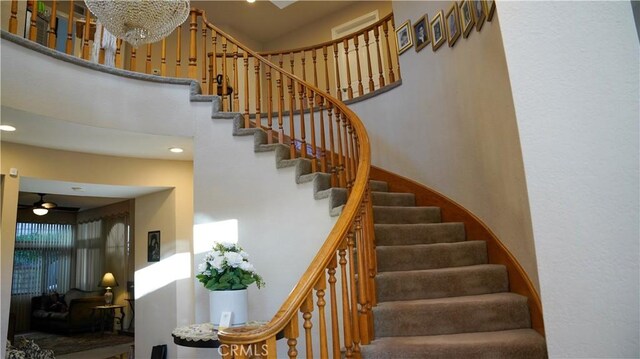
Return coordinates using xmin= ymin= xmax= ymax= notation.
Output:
xmin=169 ymin=147 xmax=184 ymax=153
xmin=71 ymin=186 xmax=84 ymax=192
xmin=247 ymin=0 xmax=256 ymax=3
xmin=0 ymin=125 xmax=16 ymax=132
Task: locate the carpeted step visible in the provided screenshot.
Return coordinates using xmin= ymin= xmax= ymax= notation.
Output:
xmin=373 ymin=293 xmax=531 ymax=337
xmin=360 ymin=329 xmax=548 ymax=359
xmin=373 ymin=206 xmax=441 ymax=224
xmin=376 ymin=264 xmax=508 ymax=302
xmin=375 ymin=223 xmax=465 ymax=246
xmin=377 ymin=241 xmax=487 ymax=272
xmin=371 ymin=191 xmax=415 ymax=206
xmin=369 ymin=180 xmax=389 ymax=192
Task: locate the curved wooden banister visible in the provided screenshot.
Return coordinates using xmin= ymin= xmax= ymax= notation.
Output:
xmin=258 ymin=13 xmax=394 ymax=56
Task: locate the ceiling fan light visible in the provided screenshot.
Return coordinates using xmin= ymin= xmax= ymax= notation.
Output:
xmin=33 ymin=207 xmax=48 ymax=216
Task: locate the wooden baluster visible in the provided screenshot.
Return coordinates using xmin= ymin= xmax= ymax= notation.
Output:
xmin=210 ymin=30 xmax=217 ymax=95
xmin=288 ymin=78 xmax=296 ymax=159
xmin=333 ymin=43 xmax=342 ymax=100
xmin=301 ymin=293 xmax=314 ymax=359
xmin=335 ymin=108 xmax=345 ymax=188
xmin=327 ymin=255 xmax=341 ymax=359
xmin=343 ymin=39 xmax=353 ymax=99
xmin=175 ymin=25 xmax=182 ymax=77
xmin=289 ymin=52 xmax=296 ymax=112
xmin=130 ymin=48 xmax=137 ymax=71
xmin=318 ymin=96 xmax=328 ymax=173
xmin=301 ymin=50 xmax=306 ymax=81
xmin=348 ymin=124 xmax=356 ymax=188
xmin=28 ymin=0 xmax=37 ymax=41
xmin=315 ymin=272 xmax=329 ymax=359
xmin=355 ymin=212 xmax=371 ymax=344
xmin=312 ymin=48 xmax=318 ymax=87
xmin=328 ymin=104 xmax=338 ymax=187
xmin=255 ymin=61 xmax=262 ymax=129
xmin=98 ymin=27 xmax=105 ymax=64
xmin=201 ymin=25 xmax=207 ymax=93
xmin=278 ymin=54 xmax=285 ymax=144
xmin=338 ymin=240 xmax=354 ymax=358
xmin=243 ymin=51 xmax=250 ymax=128
xmin=65 ymin=0 xmax=74 ymax=54
xmin=233 ymin=44 xmax=239 ymax=112
xmin=364 ymin=30 xmax=375 ymax=93
xmin=353 ymin=36 xmax=364 ymax=97
xmin=188 ymin=10 xmax=198 ymax=79
xmin=263 ymin=336 xmax=278 ymax=358
xmin=307 ymin=89 xmax=317 ymax=172
xmin=289 ymin=51 xmax=295 ymax=77
xmin=284 ymin=314 xmax=299 ymax=359
xmin=362 ymin=193 xmax=376 ymax=338
xmin=373 ymin=26 xmax=385 ymax=87
xmin=222 ymin=38 xmax=229 ymax=112
xmin=267 ymin=58 xmax=274 ymax=143
xmin=81 ymin=4 xmax=90 ymax=59
xmin=219 ymin=344 xmax=231 ymax=359
xmin=298 ymin=84 xmax=307 ymax=159
xmin=392 ymin=17 xmax=402 ymax=81
xmin=160 ymin=38 xmax=167 ymax=76
xmin=323 ymin=46 xmax=330 ymax=95
xmin=145 ymin=44 xmax=152 ymax=74
xmin=342 ymin=113 xmax=352 ymax=192
xmin=9 ymin=0 xmax=18 ymax=34
xmin=47 ymin=0 xmax=57 ymax=48
xmin=115 ymin=39 xmax=123 ymax=68
xmin=383 ymin=20 xmax=396 ymax=83
xmin=346 ymin=230 xmax=362 ymax=356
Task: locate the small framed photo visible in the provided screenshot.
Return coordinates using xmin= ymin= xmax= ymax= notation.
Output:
xmin=395 ymin=20 xmax=413 ymax=55
xmin=413 ymin=15 xmax=430 ymax=52
xmin=446 ymin=3 xmax=461 ymax=47
xmin=486 ymin=0 xmax=496 ymax=21
xmin=148 ymin=230 xmax=161 ymax=262
xmin=430 ymin=11 xmax=446 ymax=52
xmin=460 ymin=0 xmax=475 ymax=38
xmin=472 ymin=0 xmax=486 ymax=31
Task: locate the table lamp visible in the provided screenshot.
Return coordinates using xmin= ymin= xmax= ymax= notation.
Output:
xmin=100 ymin=272 xmax=119 ymax=305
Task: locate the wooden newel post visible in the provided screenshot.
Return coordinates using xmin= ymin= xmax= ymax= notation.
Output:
xmin=188 ymin=10 xmax=198 ymax=80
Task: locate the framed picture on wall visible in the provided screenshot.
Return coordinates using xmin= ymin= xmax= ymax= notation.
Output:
xmin=413 ymin=15 xmax=430 ymax=52
xmin=473 ymin=0 xmax=487 ymax=31
xmin=148 ymin=231 xmax=161 ymax=262
xmin=430 ymin=11 xmax=446 ymax=52
xmin=395 ymin=20 xmax=413 ymax=55
xmin=446 ymin=3 xmax=461 ymax=47
xmin=486 ymin=0 xmax=496 ymax=21
xmin=460 ymin=0 xmax=475 ymax=38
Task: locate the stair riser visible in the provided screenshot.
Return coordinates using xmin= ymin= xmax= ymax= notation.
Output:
xmin=375 ymin=223 xmax=465 ymax=246
xmin=374 ymin=296 xmax=531 ymax=337
xmin=369 ymin=180 xmax=389 ymax=192
xmin=371 ymin=192 xmax=416 ymax=206
xmin=373 ymin=206 xmax=441 ymax=224
xmin=377 ymin=241 xmax=488 ymax=272
xmin=376 ymin=265 xmax=508 ymax=302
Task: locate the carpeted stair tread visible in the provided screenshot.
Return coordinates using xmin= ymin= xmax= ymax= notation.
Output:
xmin=369 ymin=180 xmax=389 ymax=192
xmin=373 ymin=292 xmax=531 ymax=337
xmin=377 ymin=241 xmax=487 ymax=272
xmin=376 ymin=264 xmax=508 ymax=302
xmin=360 ymin=329 xmax=548 ymax=359
xmin=371 ymin=191 xmax=416 ymax=206
xmin=373 ymin=206 xmax=441 ymax=224
xmin=375 ymin=223 xmax=465 ymax=246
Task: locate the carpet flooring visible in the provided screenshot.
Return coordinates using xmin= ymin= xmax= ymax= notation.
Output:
xmin=15 ymin=331 xmax=133 ymax=356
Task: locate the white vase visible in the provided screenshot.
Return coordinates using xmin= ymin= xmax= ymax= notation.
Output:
xmin=209 ymin=289 xmax=248 ymax=326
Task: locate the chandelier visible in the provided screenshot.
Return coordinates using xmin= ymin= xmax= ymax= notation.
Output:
xmin=84 ymin=0 xmax=190 ymax=47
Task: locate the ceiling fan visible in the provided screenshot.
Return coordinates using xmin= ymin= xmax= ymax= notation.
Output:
xmin=18 ymin=193 xmax=80 ymax=216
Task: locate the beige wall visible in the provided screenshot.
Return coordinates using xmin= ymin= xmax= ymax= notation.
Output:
xmin=0 ymin=142 xmax=193 ymax=357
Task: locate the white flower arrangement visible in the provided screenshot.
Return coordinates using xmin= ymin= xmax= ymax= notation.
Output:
xmin=196 ymin=242 xmax=265 ymax=291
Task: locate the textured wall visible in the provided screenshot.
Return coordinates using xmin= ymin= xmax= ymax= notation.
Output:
xmin=497 ymin=2 xmax=639 ymax=357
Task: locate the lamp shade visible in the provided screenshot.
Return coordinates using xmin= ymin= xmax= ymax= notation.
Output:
xmin=100 ymin=272 xmax=119 ymax=288
xmin=32 ymin=207 xmax=48 ymax=216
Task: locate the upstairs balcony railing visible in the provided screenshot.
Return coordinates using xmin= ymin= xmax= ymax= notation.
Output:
xmin=5 ymin=1 xmax=382 ymax=357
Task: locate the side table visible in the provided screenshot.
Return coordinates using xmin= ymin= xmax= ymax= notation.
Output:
xmin=92 ymin=304 xmax=126 ymax=334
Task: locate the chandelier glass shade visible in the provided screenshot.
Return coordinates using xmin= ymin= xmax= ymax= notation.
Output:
xmin=84 ymin=0 xmax=190 ymax=47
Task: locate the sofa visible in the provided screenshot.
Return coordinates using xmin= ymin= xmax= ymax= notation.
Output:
xmin=30 ymin=288 xmax=106 ymax=334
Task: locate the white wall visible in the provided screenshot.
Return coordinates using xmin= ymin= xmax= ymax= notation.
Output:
xmin=349 ymin=0 xmax=540 ymax=291
xmin=190 ymin=102 xmax=337 ymax=358
xmin=497 ymin=2 xmax=639 ymax=357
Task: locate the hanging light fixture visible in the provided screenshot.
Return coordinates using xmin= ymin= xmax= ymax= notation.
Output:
xmin=32 ymin=193 xmax=57 ymax=216
xmin=84 ymin=0 xmax=190 ymax=47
